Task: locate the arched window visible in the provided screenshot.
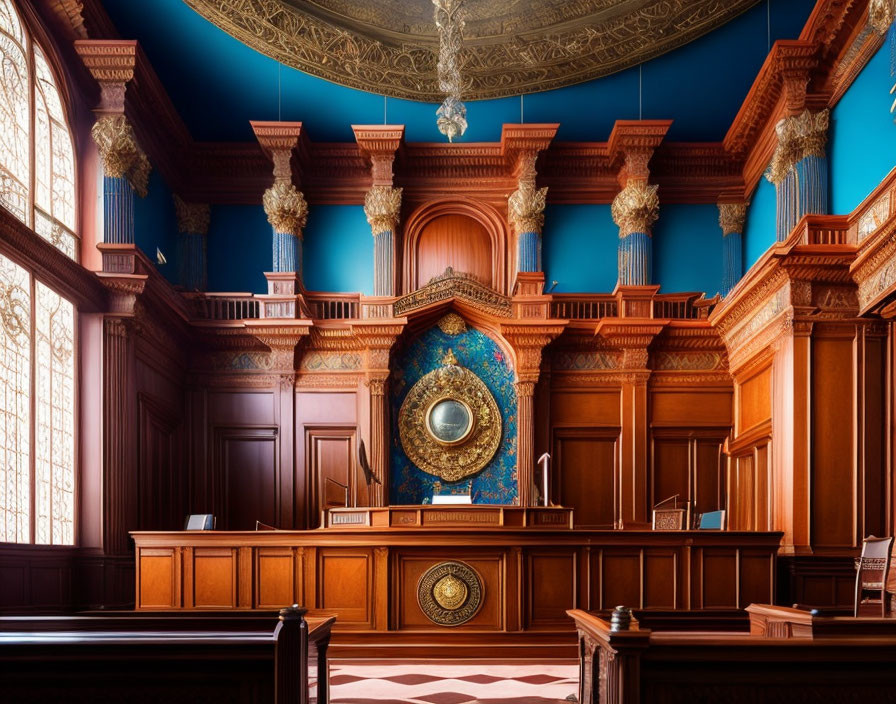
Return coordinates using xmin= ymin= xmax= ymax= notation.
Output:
xmin=0 ymin=0 xmax=76 ymax=259
xmin=0 ymin=0 xmax=75 ymax=545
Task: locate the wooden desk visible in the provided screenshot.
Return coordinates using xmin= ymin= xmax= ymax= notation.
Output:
xmin=569 ymin=608 xmax=896 ymax=704
xmin=747 ymin=602 xmax=896 ymax=638
xmin=132 ymin=526 xmax=781 ymax=657
xmin=0 ymin=607 xmax=334 ymax=704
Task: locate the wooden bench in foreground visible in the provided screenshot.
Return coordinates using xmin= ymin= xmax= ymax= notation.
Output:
xmin=0 ymin=605 xmax=334 ymax=704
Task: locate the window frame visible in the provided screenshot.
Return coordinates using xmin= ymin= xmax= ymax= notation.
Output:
xmin=0 ymin=0 xmax=80 ymax=547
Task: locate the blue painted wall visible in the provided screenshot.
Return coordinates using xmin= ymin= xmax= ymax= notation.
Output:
xmin=744 ymin=176 xmax=777 ymax=270
xmin=134 ymin=170 xmax=178 ymax=285
xmin=303 ymin=205 xmax=374 ymax=294
xmin=654 ymin=204 xmax=723 ymax=295
xmin=207 ymin=205 xmax=271 ymax=293
xmin=831 ymin=42 xmax=896 ymax=214
xmin=390 ymin=325 xmax=517 ymax=505
xmin=543 ymin=205 xmax=617 ymax=292
xmin=102 ymin=0 xmax=815 ymax=144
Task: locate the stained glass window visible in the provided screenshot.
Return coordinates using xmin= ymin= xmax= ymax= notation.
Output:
xmin=0 ymin=0 xmax=78 ymax=259
xmin=0 ymin=0 xmax=77 ymax=546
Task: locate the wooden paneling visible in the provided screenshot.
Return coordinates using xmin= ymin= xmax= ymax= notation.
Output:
xmin=738 ymin=365 xmax=771 ymax=434
xmin=137 ymin=548 xmax=178 ymax=609
xmin=255 ymin=548 xmax=299 ymax=609
xmin=550 ymin=391 xmax=621 ymax=426
xmin=317 ymin=549 xmax=374 ymax=627
xmin=526 ymin=551 xmax=577 ymax=627
xmin=600 ymin=552 xmax=642 ymax=610
xmin=191 ymin=547 xmax=237 ymax=608
xmin=0 ymin=545 xmax=74 ymax=612
xmin=652 ymin=391 xmax=732 ymax=427
xmin=644 ymin=550 xmax=678 ymax=609
xmin=694 ymin=438 xmax=725 ymax=515
xmin=137 ymin=394 xmax=182 ymax=531
xmin=553 ymin=429 xmax=618 ymax=528
xmin=698 ymin=550 xmax=738 ymax=609
xmin=651 ymin=432 xmax=726 ymax=520
xmin=811 ymin=332 xmax=856 ymax=549
xmin=213 ymin=426 xmax=279 ymax=530
xmin=652 ymin=438 xmax=689 ymax=509
xmin=415 ymin=214 xmax=493 ymax=289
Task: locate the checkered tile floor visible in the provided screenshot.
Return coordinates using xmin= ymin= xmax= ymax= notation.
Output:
xmin=328 ymin=661 xmax=579 ymax=704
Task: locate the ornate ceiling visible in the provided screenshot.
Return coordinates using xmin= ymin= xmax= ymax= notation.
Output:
xmin=182 ymin=0 xmax=761 ymax=102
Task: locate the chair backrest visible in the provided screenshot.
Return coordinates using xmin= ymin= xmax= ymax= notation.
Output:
xmin=697 ymin=510 xmax=726 ymax=530
xmin=857 ymin=535 xmax=893 ymax=587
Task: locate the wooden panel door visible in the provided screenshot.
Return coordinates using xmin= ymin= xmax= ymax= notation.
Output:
xmin=306 ymin=427 xmax=357 ymax=526
xmin=651 ymin=432 xmax=727 ymax=521
xmin=553 ymin=429 xmax=619 ymax=528
xmin=213 ymin=426 xmax=279 ymax=530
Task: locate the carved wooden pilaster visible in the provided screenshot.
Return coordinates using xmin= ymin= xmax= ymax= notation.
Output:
xmin=102 ymin=316 xmax=136 ymax=555
xmin=502 ymin=324 xmax=565 ymax=506
xmin=355 ymin=323 xmax=405 ymax=506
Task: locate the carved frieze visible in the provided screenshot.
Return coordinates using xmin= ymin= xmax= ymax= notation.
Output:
xmin=394 ymin=268 xmax=512 ymax=318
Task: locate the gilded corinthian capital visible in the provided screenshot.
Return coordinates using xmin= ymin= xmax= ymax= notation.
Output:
xmin=611 ymin=181 xmax=659 ymax=237
xmin=173 ymin=194 xmax=210 ymax=235
xmin=263 ymin=181 xmax=308 ymax=236
xmin=870 ymin=0 xmax=895 ymax=33
xmin=768 ymin=109 xmax=829 ymax=185
xmin=364 ymin=185 xmax=403 ymax=234
xmin=508 ymin=181 xmax=548 ymax=235
xmin=91 ymin=113 xmax=151 ymax=196
xmin=718 ymin=203 xmax=748 ymax=235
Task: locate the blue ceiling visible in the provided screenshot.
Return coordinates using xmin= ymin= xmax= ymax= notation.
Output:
xmin=101 ymin=0 xmax=816 ymax=144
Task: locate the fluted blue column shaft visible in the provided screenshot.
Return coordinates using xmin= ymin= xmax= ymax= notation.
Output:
xmin=517 ymin=231 xmax=541 ymax=272
xmin=273 ymin=230 xmax=302 ymax=274
xmin=103 ymin=175 xmax=134 ymax=244
xmin=178 ymin=232 xmax=206 ymax=291
xmin=722 ymin=231 xmax=743 ymax=296
xmin=618 ymin=231 xmax=651 ymax=285
xmin=373 ymin=229 xmax=394 ymax=296
xmin=775 ymin=155 xmax=829 ymax=241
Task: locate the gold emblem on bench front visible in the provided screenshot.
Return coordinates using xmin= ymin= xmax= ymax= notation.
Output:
xmin=417 ymin=561 xmax=483 ymax=626
xmin=398 ymin=349 xmax=502 ymax=482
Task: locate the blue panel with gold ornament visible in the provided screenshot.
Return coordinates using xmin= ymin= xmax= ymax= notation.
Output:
xmin=390 ymin=316 xmax=517 ymax=505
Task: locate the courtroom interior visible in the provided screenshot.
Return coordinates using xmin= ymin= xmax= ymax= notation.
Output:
xmin=2 ymin=0 xmax=896 ymax=702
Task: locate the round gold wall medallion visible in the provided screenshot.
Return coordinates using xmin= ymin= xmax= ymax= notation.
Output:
xmin=398 ymin=352 xmax=502 ymax=482
xmin=417 ymin=561 xmax=483 ymax=626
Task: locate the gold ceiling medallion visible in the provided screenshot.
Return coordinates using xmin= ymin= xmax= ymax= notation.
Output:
xmin=437 ymin=312 xmax=467 ymax=336
xmin=398 ymin=348 xmax=501 ymax=482
xmin=183 ymin=0 xmax=759 ymax=102
xmin=417 ymin=561 xmax=483 ymax=626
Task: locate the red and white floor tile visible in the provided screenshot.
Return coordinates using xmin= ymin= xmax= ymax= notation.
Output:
xmin=328 ymin=661 xmax=579 ymax=704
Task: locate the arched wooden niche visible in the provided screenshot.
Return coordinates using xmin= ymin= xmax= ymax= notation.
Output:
xmin=403 ymin=198 xmax=508 ymax=295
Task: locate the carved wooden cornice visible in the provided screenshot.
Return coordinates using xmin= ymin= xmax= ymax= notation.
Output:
xmin=352 ymin=125 xmax=405 ymax=187
xmin=394 ymin=269 xmax=513 ymax=318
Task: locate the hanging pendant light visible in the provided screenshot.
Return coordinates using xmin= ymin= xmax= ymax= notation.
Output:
xmin=433 ymin=0 xmax=467 ymax=141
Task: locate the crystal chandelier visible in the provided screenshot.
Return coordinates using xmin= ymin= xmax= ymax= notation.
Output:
xmin=433 ymin=0 xmax=467 ymax=141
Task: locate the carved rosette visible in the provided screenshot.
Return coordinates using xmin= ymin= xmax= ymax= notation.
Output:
xmin=718 ymin=203 xmax=748 ymax=236
xmin=611 ymin=182 xmax=659 ymax=238
xmin=173 ymin=194 xmax=210 ymax=235
xmin=508 ymin=181 xmax=548 ymax=235
xmin=91 ymin=113 xmax=151 ymax=196
xmin=263 ymin=181 xmax=309 ymax=236
xmin=869 ymin=0 xmax=895 ymax=33
xmin=767 ymin=109 xmax=829 ymax=185
xmin=364 ymin=185 xmax=403 ymax=235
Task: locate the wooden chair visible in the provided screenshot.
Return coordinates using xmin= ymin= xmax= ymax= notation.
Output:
xmin=854 ymin=535 xmax=894 ymax=617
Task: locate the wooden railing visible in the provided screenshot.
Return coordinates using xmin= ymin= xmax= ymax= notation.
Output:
xmin=551 ymin=294 xmax=618 ymax=319
xmin=185 ymin=293 xmax=260 ymax=320
xmin=306 ymin=292 xmax=360 ymax=320
xmin=653 ymin=292 xmax=714 ymax=319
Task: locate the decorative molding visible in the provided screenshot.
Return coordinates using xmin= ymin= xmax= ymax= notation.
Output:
xmin=395 ymin=268 xmax=512 ymax=318
xmin=181 ymin=0 xmax=759 ymax=102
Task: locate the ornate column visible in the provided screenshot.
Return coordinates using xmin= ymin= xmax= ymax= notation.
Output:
xmin=354 ymin=323 xmax=405 ymax=507
xmin=501 ymin=124 xmax=558 ymax=275
xmin=718 ymin=202 xmax=748 ymax=296
xmin=353 ymin=126 xmax=405 ymax=297
xmin=768 ymin=109 xmax=830 ymax=241
xmin=173 ymin=195 xmax=210 ymax=291
xmin=251 ymin=122 xmax=308 ymax=280
xmin=502 ymin=324 xmax=564 ymax=506
xmin=608 ymin=121 xmax=671 ymax=287
xmin=364 ymin=186 xmax=402 ymax=296
xmin=74 ymin=40 xmax=151 ymax=246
